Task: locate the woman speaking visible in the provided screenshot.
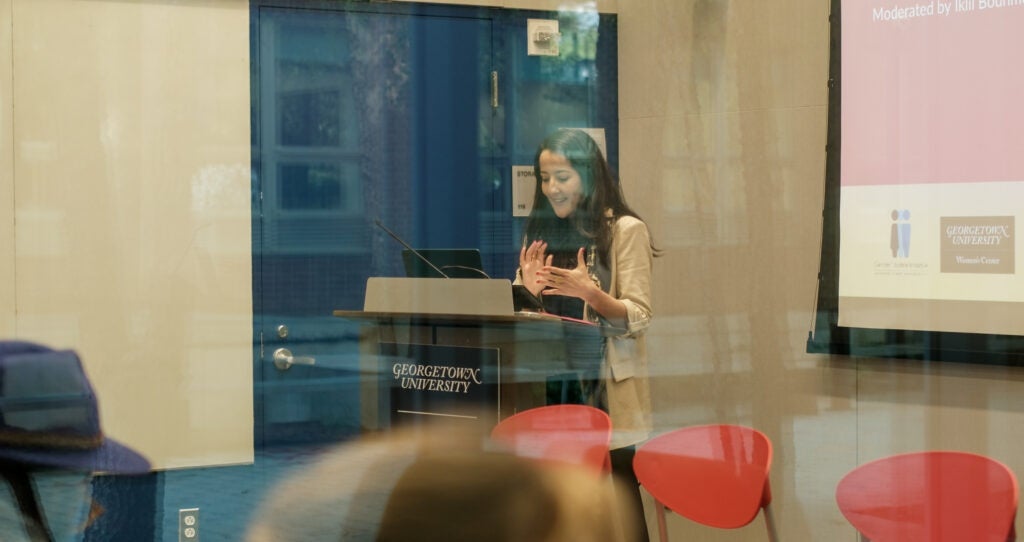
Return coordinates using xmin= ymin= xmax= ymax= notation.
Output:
xmin=515 ymin=128 xmax=658 ymax=541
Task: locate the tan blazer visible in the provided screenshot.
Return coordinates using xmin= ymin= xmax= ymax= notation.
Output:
xmin=599 ymin=215 xmax=654 ymax=449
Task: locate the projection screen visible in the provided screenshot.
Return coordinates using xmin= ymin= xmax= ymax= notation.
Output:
xmin=838 ymin=0 xmax=1024 ymax=336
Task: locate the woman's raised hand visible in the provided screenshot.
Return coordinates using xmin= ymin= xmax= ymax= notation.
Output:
xmin=519 ymin=240 xmax=551 ymax=296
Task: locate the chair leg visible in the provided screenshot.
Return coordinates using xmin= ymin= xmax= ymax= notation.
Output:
xmin=608 ymin=474 xmax=627 ymax=542
xmin=762 ymin=502 xmax=779 ymax=542
xmin=655 ymin=501 xmax=669 ymax=542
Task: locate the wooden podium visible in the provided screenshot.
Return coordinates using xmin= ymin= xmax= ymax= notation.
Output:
xmin=334 ymin=277 xmax=592 ymax=431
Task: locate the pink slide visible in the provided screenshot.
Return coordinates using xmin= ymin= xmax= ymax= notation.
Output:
xmin=842 ymin=1 xmax=1024 ymax=187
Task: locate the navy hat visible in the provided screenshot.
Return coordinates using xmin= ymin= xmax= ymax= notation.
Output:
xmin=0 ymin=341 xmax=150 ymax=474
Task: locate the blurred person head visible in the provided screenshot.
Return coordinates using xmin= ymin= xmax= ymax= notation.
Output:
xmin=376 ymin=448 xmax=634 ymax=542
xmin=246 ymin=423 xmax=639 ymax=542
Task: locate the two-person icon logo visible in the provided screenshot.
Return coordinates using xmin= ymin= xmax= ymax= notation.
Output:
xmin=890 ymin=209 xmax=911 ymax=258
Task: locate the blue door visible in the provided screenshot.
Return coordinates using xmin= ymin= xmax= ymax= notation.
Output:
xmin=252 ymin=2 xmax=498 ymax=446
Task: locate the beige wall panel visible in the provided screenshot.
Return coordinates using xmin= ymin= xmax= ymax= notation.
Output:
xmin=619 ymin=0 xmax=828 ymax=121
xmin=620 ymin=0 xmax=1024 ymax=539
xmin=0 ymin=0 xmax=12 ymax=337
xmin=12 ymin=0 xmax=252 ymax=469
xmin=622 ymin=102 xmax=853 ymax=538
xmin=856 ymin=360 xmax=1024 ymax=463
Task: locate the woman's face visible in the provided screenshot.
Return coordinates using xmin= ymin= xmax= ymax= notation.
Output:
xmin=538 ymin=150 xmax=585 ymax=218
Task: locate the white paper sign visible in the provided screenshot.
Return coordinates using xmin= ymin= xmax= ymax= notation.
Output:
xmin=527 ymin=19 xmax=559 ymax=56
xmin=512 ymin=166 xmax=536 ymax=217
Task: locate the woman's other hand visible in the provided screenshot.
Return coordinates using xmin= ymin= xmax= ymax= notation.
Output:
xmin=540 ymin=247 xmax=628 ymax=325
xmin=537 ymin=248 xmax=596 ymax=301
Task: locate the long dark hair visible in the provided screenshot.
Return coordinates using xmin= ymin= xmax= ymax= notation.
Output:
xmin=524 ymin=129 xmax=658 ymax=265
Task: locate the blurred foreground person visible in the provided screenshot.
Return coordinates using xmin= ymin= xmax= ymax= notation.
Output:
xmin=246 ymin=424 xmax=640 ymax=542
xmin=0 ymin=341 xmax=150 ymax=542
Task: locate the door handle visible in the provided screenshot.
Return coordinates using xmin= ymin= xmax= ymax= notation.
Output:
xmin=272 ymin=348 xmax=316 ymax=371
xmin=491 ymin=71 xmax=499 ymax=108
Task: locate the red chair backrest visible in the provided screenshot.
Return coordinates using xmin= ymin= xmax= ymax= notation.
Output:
xmin=490 ymin=405 xmax=612 ymax=475
xmin=633 ymin=424 xmax=773 ymax=529
xmin=836 ymin=451 xmax=1019 ymax=542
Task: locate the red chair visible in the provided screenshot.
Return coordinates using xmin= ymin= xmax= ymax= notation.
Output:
xmin=489 ymin=404 xmax=612 ymax=476
xmin=633 ymin=424 xmax=778 ymax=542
xmin=836 ymin=451 xmax=1019 ymax=542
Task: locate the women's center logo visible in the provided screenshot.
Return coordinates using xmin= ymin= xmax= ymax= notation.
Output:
xmin=940 ymin=216 xmax=1014 ymax=274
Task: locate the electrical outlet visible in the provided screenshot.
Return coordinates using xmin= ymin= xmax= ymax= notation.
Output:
xmin=179 ymin=508 xmax=199 ymax=541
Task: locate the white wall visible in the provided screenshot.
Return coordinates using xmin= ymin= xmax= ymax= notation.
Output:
xmin=1 ymin=1 xmax=14 ymax=336
xmin=5 ymin=0 xmax=253 ymax=469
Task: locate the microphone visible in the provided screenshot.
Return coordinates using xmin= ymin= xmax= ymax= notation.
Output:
xmin=374 ymin=219 xmax=450 ymax=279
